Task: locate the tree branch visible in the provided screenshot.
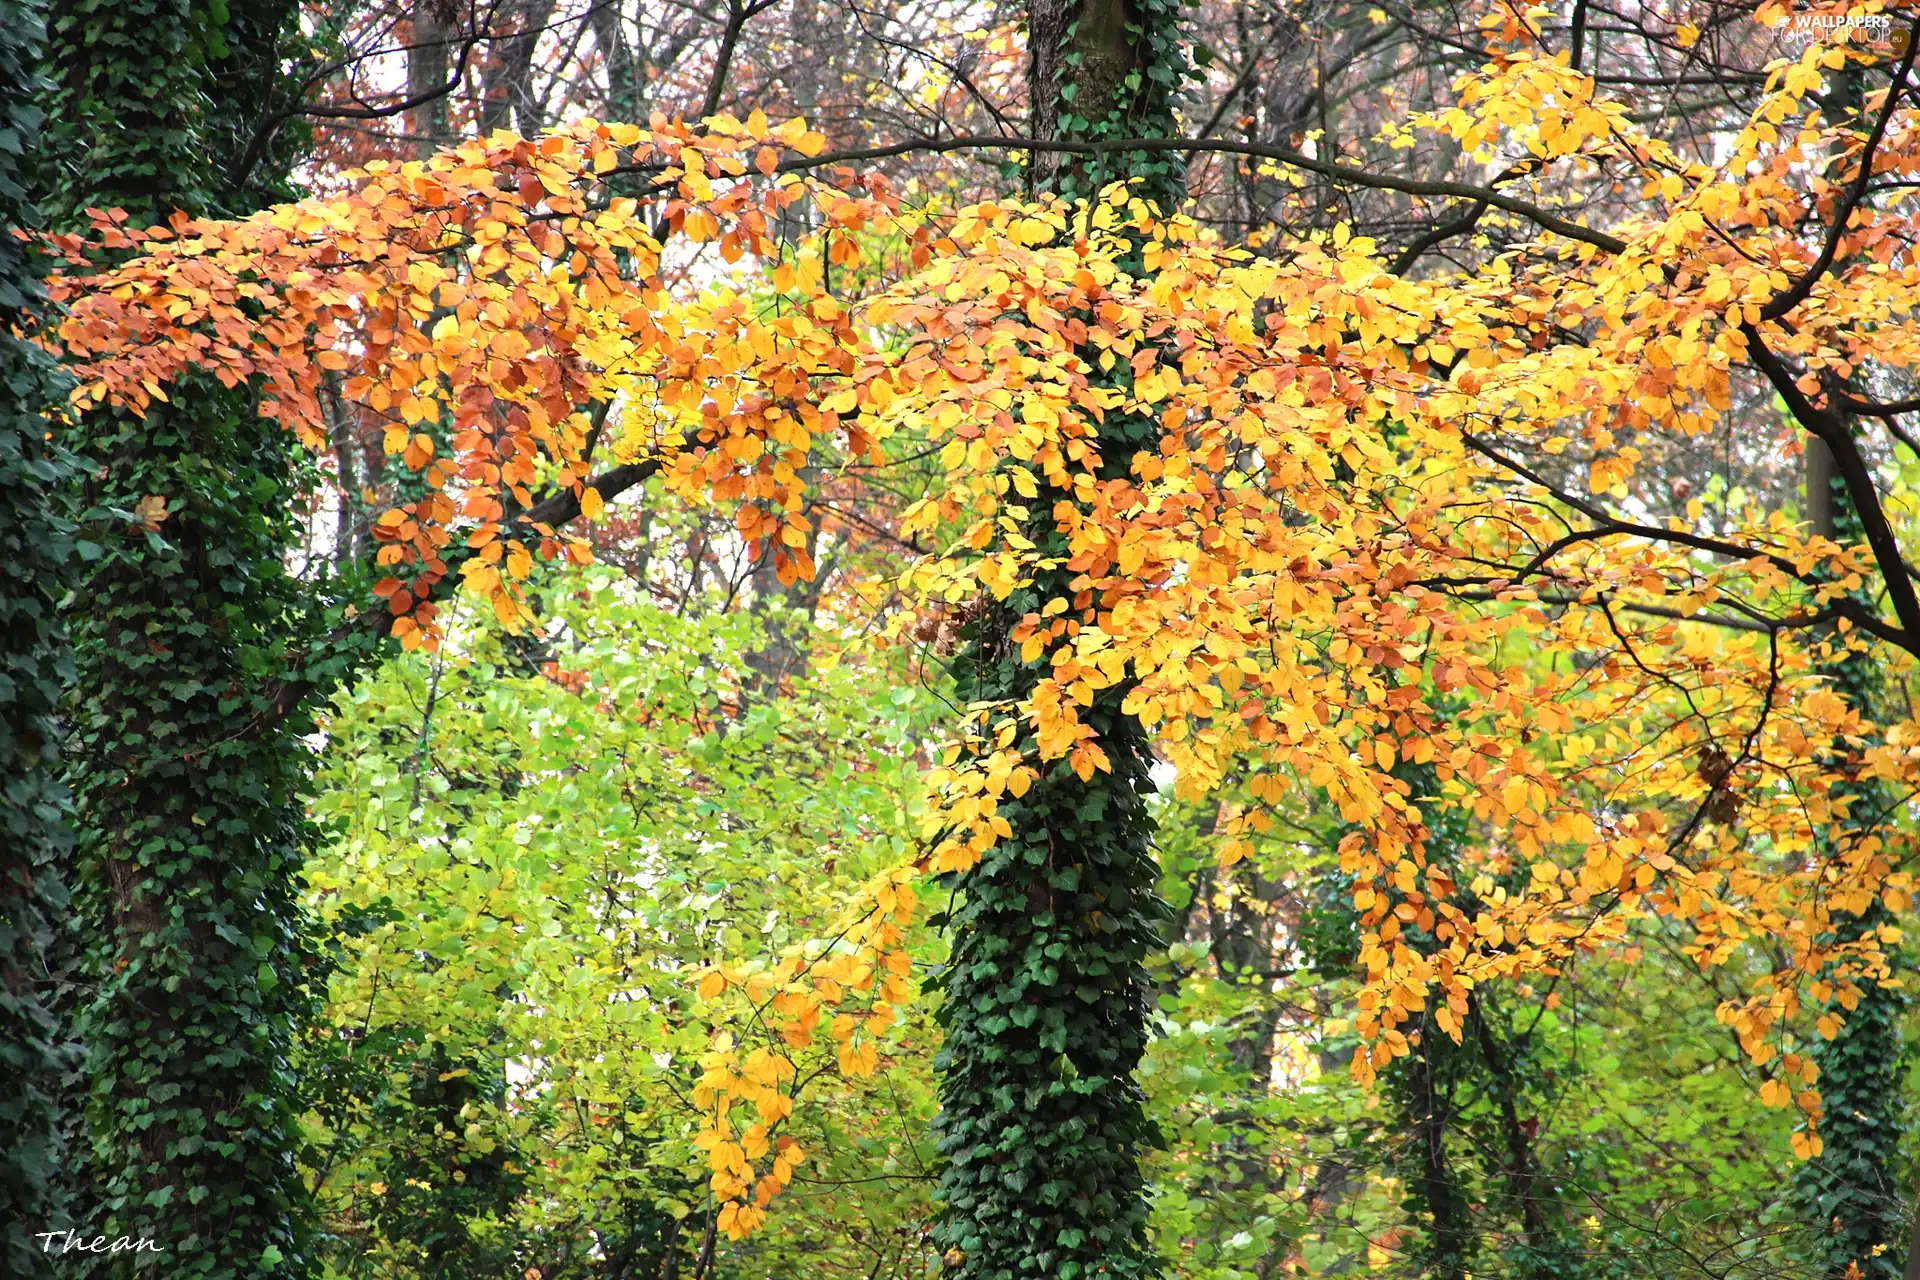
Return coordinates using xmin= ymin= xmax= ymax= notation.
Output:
xmin=613 ymin=133 xmax=1632 ymax=254
xmin=1457 ymin=429 xmax=1914 ymax=653
xmin=1738 ymin=324 xmax=1920 ymax=648
xmin=1758 ymin=23 xmax=1918 ymax=322
xmin=230 ymin=25 xmax=490 ymax=188
xmin=265 ymin=455 xmax=660 ymax=727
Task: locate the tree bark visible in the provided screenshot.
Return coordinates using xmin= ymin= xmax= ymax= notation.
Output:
xmin=409 ymin=0 xmax=459 ymax=156
xmin=39 ymin=2 xmax=345 ymax=1272
xmin=479 ymin=0 xmax=553 ymax=137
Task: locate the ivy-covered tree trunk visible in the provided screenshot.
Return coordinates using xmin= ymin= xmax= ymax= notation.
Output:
xmin=1398 ymin=1023 xmax=1474 ymax=1280
xmin=39 ymin=2 xmax=341 ymax=1274
xmin=0 ymin=3 xmax=78 ymax=1274
xmin=1792 ymin=437 xmax=1910 ymax=1280
xmin=1790 ymin=61 xmax=1913 ymax=1278
xmin=929 ymin=3 xmax=1187 ymax=1276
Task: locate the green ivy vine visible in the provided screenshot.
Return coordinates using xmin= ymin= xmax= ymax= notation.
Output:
xmin=1790 ymin=463 xmax=1912 ymax=1280
xmin=38 ymin=2 xmax=366 ymax=1275
xmin=1 ymin=2 xmax=80 ymax=1274
xmin=929 ymin=2 xmax=1194 ymax=1275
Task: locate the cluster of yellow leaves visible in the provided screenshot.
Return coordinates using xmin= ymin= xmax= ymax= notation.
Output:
xmin=53 ymin=3 xmax=1920 ymax=1217
xmin=689 ymin=861 xmax=916 ymax=1235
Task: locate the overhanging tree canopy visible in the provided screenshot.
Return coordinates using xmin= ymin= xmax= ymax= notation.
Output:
xmin=47 ymin=10 xmax=1920 ymax=1233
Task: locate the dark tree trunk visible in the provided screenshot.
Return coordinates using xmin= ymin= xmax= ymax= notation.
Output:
xmin=408 ymin=0 xmax=459 ymax=156
xmin=927 ymin=1 xmax=1187 ymax=1275
xmin=479 ymin=0 xmax=553 ymax=137
xmin=38 ymin=2 xmax=355 ymax=1273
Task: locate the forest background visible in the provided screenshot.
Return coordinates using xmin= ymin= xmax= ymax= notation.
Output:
xmin=8 ymin=1 xmax=1920 ymax=1279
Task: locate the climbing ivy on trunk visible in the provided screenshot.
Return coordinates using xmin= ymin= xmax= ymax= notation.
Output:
xmin=1791 ymin=446 xmax=1911 ymax=1280
xmin=0 ymin=3 xmax=79 ymax=1274
xmin=1302 ymin=758 xmax=1595 ymax=1280
xmin=928 ymin=3 xmax=1191 ymax=1275
xmin=39 ymin=2 xmax=357 ymax=1274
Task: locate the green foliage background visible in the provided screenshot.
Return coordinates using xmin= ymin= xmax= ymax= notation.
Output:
xmin=279 ymin=552 xmax=1915 ymax=1280
xmin=303 ymin=570 xmax=947 ymax=1278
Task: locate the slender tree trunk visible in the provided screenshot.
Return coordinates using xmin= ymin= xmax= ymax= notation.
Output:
xmin=1403 ymin=1030 xmax=1472 ymax=1280
xmin=928 ymin=2 xmax=1188 ymax=1275
xmin=1472 ymin=1004 xmax=1557 ymax=1278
